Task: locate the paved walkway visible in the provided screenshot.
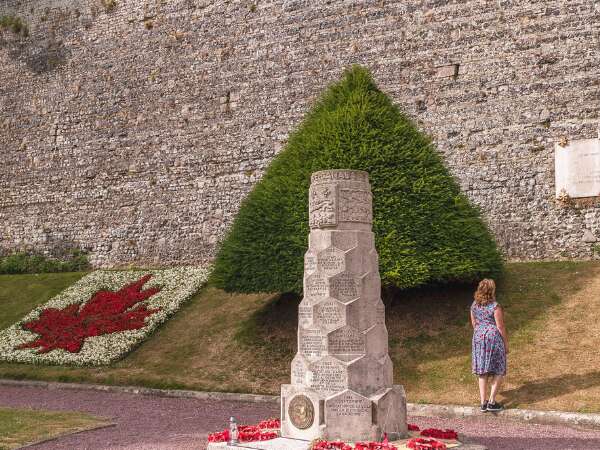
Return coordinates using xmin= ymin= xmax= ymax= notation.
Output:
xmin=3 ymin=385 xmax=600 ymax=450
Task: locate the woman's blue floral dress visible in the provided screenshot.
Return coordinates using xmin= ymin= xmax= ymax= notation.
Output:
xmin=471 ymin=301 xmax=506 ymax=375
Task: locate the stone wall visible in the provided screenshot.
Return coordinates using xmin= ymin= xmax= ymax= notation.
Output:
xmin=1 ymin=0 xmax=599 ymax=267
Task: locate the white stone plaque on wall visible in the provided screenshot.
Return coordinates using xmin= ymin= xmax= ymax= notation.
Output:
xmin=555 ymin=138 xmax=600 ymax=198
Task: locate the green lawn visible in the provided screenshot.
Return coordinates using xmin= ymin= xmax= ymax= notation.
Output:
xmin=1 ymin=262 xmax=600 ymax=412
xmin=0 ymin=407 xmax=111 ymax=449
xmin=0 ymin=272 xmax=86 ymax=330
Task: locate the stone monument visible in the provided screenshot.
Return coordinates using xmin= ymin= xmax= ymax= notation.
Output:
xmin=280 ymin=169 xmax=407 ymax=443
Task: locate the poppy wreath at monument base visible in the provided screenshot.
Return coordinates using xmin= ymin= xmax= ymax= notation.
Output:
xmin=206 ymin=418 xmax=458 ymax=449
xmin=312 ymin=437 xmax=399 ymax=450
xmin=406 ymin=437 xmax=447 ymax=450
xmin=419 ymin=429 xmax=458 ymax=440
xmin=207 ymin=419 xmax=281 ymax=443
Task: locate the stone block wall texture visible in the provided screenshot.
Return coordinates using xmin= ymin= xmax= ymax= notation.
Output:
xmin=0 ymin=0 xmax=599 ymax=267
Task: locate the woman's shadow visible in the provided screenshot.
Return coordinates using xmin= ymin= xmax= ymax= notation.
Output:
xmin=501 ymin=371 xmax=600 ymax=409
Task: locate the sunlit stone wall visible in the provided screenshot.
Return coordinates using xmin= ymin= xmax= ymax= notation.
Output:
xmin=1 ymin=0 xmax=599 ymax=266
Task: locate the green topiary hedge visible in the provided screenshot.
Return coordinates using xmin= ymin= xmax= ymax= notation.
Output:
xmin=0 ymin=250 xmax=89 ymax=275
xmin=0 ymin=15 xmax=29 ymax=37
xmin=212 ymin=66 xmax=503 ymax=294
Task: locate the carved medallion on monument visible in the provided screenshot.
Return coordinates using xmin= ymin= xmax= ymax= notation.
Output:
xmin=288 ymin=395 xmax=315 ymax=430
xmin=281 ymin=169 xmax=407 ymax=443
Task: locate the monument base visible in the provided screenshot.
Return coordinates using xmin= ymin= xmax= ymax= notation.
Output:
xmin=206 ymin=435 xmax=486 ymax=450
xmin=281 ymin=384 xmax=408 ymax=442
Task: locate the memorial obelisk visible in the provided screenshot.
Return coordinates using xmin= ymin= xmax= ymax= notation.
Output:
xmin=281 ymin=169 xmax=407 ymax=443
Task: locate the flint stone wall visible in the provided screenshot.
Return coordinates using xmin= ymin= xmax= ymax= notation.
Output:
xmin=1 ymin=0 xmax=599 ymax=266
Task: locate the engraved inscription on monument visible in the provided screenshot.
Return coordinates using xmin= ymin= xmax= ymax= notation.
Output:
xmin=288 ymin=395 xmax=315 ymax=430
xmin=330 ymin=272 xmax=360 ymax=303
xmin=309 ymin=357 xmax=348 ymax=394
xmin=305 ymin=253 xmax=317 ymax=273
xmin=311 ymin=170 xmax=369 ymax=184
xmin=324 ymin=390 xmax=373 ymax=441
xmin=298 ymin=305 xmax=313 ymax=328
xmin=555 ymin=138 xmax=600 ymax=198
xmin=305 ymin=274 xmax=328 ymax=301
xmin=328 ymin=392 xmax=371 ymax=417
xmin=291 ymin=356 xmax=309 ymax=385
xmin=317 ymin=247 xmax=345 ymax=275
xmin=299 ymin=329 xmax=326 ymax=359
xmin=328 ymin=326 xmax=365 ymax=357
xmin=314 ymin=299 xmax=345 ymax=331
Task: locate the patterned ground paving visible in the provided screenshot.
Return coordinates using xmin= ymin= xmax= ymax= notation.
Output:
xmin=2 ymin=385 xmax=600 ymax=450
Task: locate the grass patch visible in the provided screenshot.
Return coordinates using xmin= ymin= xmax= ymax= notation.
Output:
xmin=1 ymin=262 xmax=600 ymax=412
xmin=0 ymin=272 xmax=86 ymax=329
xmin=0 ymin=407 xmax=110 ymax=449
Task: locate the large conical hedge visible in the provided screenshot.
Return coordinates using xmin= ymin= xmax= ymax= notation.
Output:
xmin=212 ymin=66 xmax=502 ymax=294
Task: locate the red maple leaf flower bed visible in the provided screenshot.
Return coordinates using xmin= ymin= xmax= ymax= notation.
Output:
xmin=17 ymin=275 xmax=161 ymax=354
xmin=0 ymin=268 xmax=209 ymax=366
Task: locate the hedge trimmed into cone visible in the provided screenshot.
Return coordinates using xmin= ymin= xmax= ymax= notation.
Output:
xmin=212 ymin=66 xmax=502 ymax=294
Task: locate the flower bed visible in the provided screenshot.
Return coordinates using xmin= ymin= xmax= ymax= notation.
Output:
xmin=208 ymin=418 xmax=281 ymax=443
xmin=0 ymin=267 xmax=209 ymax=366
xmin=206 ymin=419 xmax=457 ymax=450
xmin=419 ymin=429 xmax=458 ymax=440
xmin=313 ymin=440 xmax=398 ymax=450
xmin=407 ymin=437 xmax=447 ymax=450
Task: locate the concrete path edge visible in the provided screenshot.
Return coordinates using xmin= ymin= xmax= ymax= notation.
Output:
xmin=2 ymin=378 xmax=599 ymax=432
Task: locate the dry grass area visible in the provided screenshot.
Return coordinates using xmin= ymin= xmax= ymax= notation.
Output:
xmin=0 ymin=407 xmax=110 ymax=449
xmin=1 ymin=261 xmax=600 ymax=413
xmin=501 ymin=268 xmax=600 ymax=412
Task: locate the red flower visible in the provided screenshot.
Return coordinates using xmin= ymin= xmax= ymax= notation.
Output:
xmin=313 ymin=441 xmax=354 ymax=450
xmin=258 ymin=418 xmax=281 ymax=429
xmin=207 ymin=419 xmax=281 ymax=443
xmin=408 ymin=423 xmax=420 ymax=431
xmin=420 ymin=428 xmax=458 ymax=440
xmin=313 ymin=440 xmax=397 ymax=450
xmin=407 ymin=437 xmax=447 ymax=450
xmin=17 ymin=275 xmax=161 ymax=354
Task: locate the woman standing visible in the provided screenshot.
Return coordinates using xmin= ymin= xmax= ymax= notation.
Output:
xmin=471 ymin=279 xmax=508 ymax=412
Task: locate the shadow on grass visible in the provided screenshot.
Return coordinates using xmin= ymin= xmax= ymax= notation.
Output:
xmin=501 ymin=371 xmax=600 ymax=409
xmin=235 ymin=292 xmax=299 ymax=358
xmin=387 ymin=262 xmax=599 ymax=364
xmin=235 ymin=262 xmax=600 ymax=373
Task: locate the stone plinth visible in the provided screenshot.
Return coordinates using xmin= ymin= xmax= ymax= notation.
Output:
xmin=281 ymin=170 xmax=407 ymax=443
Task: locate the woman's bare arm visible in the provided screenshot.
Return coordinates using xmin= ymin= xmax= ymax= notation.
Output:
xmin=494 ymin=305 xmax=509 ymax=354
xmin=470 ymin=309 xmax=476 ymax=329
